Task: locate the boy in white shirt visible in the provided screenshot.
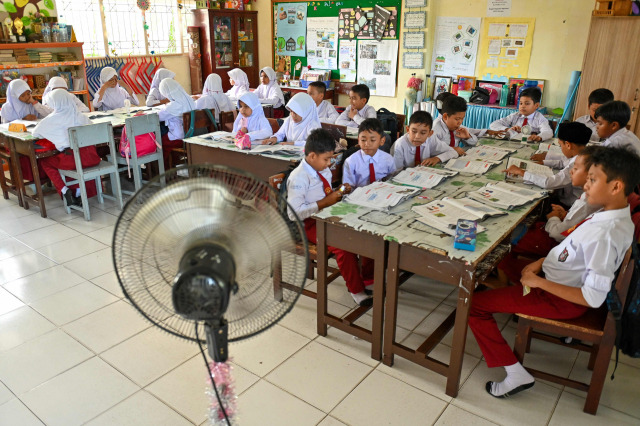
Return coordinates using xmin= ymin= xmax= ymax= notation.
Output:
xmin=504 ymin=121 xmax=592 ymax=207
xmin=343 ymin=118 xmax=396 ymax=188
xmin=287 ymin=128 xmax=376 ymax=306
xmin=490 ymin=87 xmax=553 ymax=142
xmin=335 ymin=84 xmax=377 ymax=128
xmin=429 ymin=95 xmax=478 ymax=157
xmin=307 ymin=81 xmax=339 ymax=124
xmin=470 ymin=146 xmax=639 ymax=399
xmin=595 ymin=100 xmax=640 ymax=156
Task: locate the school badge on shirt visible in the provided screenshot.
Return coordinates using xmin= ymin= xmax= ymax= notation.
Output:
xmin=324 ymin=187 xmax=331 ymax=194
xmin=558 ymin=248 xmax=569 ymax=262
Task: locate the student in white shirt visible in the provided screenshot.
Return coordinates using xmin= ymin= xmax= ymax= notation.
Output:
xmin=490 ymin=87 xmax=553 ymax=141
xmin=157 ymin=79 xmax=196 ymax=168
xmin=1 ymin=79 xmax=51 ymax=123
xmin=265 ymin=93 xmax=321 ymax=146
xmin=576 ymin=88 xmax=614 ymax=142
xmin=470 ymin=146 xmax=639 ymax=399
xmin=146 ymin=68 xmax=175 ymax=106
xmin=504 ymin=121 xmax=592 ymax=207
xmin=92 ymin=67 xmax=139 ymax=111
xmin=232 ymin=92 xmax=272 ymax=141
xmin=342 ymin=118 xmax=396 ymax=188
xmin=255 ymin=67 xmax=284 ymax=108
xmin=226 ymin=68 xmax=250 ymax=100
xmin=595 ymin=100 xmax=640 ymax=156
xmin=307 ymin=81 xmax=339 ymax=124
xmin=428 ymin=95 xmax=478 ymax=158
xmin=287 ymin=128 xmax=375 ymax=306
xmin=195 ymin=73 xmax=234 ymax=122
xmin=42 ymin=76 xmax=89 ymax=113
xmin=335 ymin=84 xmax=377 ymax=128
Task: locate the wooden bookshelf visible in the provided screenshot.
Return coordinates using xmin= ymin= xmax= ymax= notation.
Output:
xmin=0 ymin=90 xmax=88 ymax=102
xmin=0 ymin=61 xmax=83 ymax=70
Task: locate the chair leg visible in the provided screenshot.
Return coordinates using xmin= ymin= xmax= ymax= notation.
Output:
xmin=584 ymin=341 xmax=613 ymax=415
xmin=111 ymin=171 xmax=124 ymax=210
xmin=61 ymin=175 xmax=71 ymax=214
xmin=78 ymin=178 xmax=91 ymax=221
xmin=588 ymin=343 xmax=599 ymax=371
xmin=273 ymin=251 xmax=283 ymax=302
xmin=96 ymin=176 xmax=104 ymax=204
xmin=307 ymin=259 xmax=315 ymax=280
xmin=132 ymin=161 xmax=143 ymax=192
xmin=514 ymin=319 xmax=532 ymax=363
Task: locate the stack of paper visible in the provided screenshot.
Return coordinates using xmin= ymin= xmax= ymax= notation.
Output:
xmin=0 ymin=50 xmax=17 ymax=65
xmin=464 ymin=145 xmax=515 ymax=163
xmin=467 ymin=182 xmax=546 ymax=210
xmin=392 ymin=166 xmax=455 ymax=189
xmin=444 ymin=157 xmax=494 ymax=174
xmin=412 ymin=196 xmax=506 ymax=235
xmin=344 ymin=181 xmax=420 ymax=211
xmin=505 ymin=157 xmax=554 ymax=183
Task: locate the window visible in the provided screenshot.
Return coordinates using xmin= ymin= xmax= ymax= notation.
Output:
xmin=56 ymin=0 xmax=105 ymax=57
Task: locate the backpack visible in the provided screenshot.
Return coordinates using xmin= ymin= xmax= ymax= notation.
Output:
xmin=119 ymin=124 xmax=161 ymax=178
xmin=470 ymin=87 xmax=491 ymax=105
xmin=376 ymin=108 xmax=399 ymax=146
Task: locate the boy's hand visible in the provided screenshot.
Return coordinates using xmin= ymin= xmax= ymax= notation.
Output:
xmin=421 ymin=157 xmax=441 ymax=166
xmin=528 ymin=134 xmax=542 ymax=142
xmin=264 ymin=137 xmax=278 ymax=145
xmin=317 ymin=190 xmax=343 ymax=209
xmin=531 ymin=152 xmax=547 ymax=162
xmin=339 ymin=183 xmax=353 ymax=194
xmin=23 ymin=114 xmax=37 ymax=121
xmin=546 ymin=204 xmax=567 ymax=220
xmin=453 ymin=146 xmax=466 ymax=156
xmin=521 ymin=258 xmax=544 ymax=277
xmin=455 ymin=127 xmax=471 ymax=139
xmin=504 ymin=165 xmax=525 ymax=177
xmin=240 ymin=126 xmax=249 ymax=134
xmin=510 ymin=125 xmax=522 ymax=133
xmin=486 ymin=129 xmax=507 ymax=138
xmin=348 ymin=108 xmax=358 ymax=119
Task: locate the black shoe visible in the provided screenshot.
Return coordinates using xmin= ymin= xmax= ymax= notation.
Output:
xmin=364 ymin=288 xmax=373 ymax=296
xmin=63 ymin=191 xmax=82 ymax=207
xmin=485 ymin=381 xmax=534 ymax=398
xmin=359 ymin=297 xmax=373 ymax=307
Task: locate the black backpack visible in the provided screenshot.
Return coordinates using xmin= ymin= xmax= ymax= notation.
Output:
xmin=470 ymin=87 xmax=491 ymax=105
xmin=376 ymin=108 xmax=399 ymax=146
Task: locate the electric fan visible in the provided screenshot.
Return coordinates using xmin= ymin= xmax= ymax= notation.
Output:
xmin=521 ymin=124 xmax=532 ymax=142
xmin=112 ymin=165 xmax=309 ymax=424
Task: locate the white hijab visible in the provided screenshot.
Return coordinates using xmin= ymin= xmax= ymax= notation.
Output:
xmin=33 ymin=90 xmax=91 ymax=151
xmin=159 ymin=79 xmax=196 ymax=117
xmin=42 ymin=76 xmax=68 ymax=99
xmin=98 ymin=66 xmax=128 ymax=110
xmin=285 ymin=93 xmax=321 ymax=142
xmin=149 ymin=68 xmax=175 ymax=99
xmin=227 ymin=68 xmax=249 ymax=98
xmin=258 ymin=66 xmax=284 ymax=106
xmin=197 ymin=73 xmax=233 ymax=113
xmin=233 ymin=92 xmax=270 ymax=133
xmin=1 ymin=79 xmax=35 ymax=123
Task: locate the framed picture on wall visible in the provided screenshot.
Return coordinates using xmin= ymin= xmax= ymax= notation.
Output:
xmin=433 ymin=75 xmax=452 ymax=98
xmin=457 ymin=75 xmax=476 ymax=91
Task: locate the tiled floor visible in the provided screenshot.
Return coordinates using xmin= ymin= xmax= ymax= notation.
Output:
xmin=1 ymin=195 xmax=640 ymax=425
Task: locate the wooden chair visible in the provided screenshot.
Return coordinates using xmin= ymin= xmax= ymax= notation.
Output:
xmin=396 ymin=114 xmax=406 ymax=139
xmin=219 ymin=110 xmax=237 ymax=132
xmin=60 ymin=123 xmax=124 ymax=221
xmin=513 ymin=247 xmax=634 ymax=415
xmin=0 ymin=134 xmax=23 ymax=206
xmin=267 ymin=118 xmax=280 ymax=134
xmin=268 ymin=172 xmax=341 ymax=301
xmin=172 ymin=109 xmax=218 ymax=169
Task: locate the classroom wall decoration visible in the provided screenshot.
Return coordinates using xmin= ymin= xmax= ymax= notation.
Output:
xmin=338 ymin=39 xmax=357 ymax=82
xmin=306 ymin=17 xmax=339 ymax=69
xmin=275 ymin=2 xmax=307 ymax=57
xmin=477 ymin=17 xmax=535 ymax=79
xmin=357 ymin=39 xmax=399 ymax=97
xmin=430 ymin=17 xmax=481 ymax=78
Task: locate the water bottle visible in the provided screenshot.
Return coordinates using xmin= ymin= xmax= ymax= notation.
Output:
xmin=41 ymin=23 xmax=51 ymax=43
xmin=51 ymin=23 xmax=60 ymax=43
xmin=124 ymin=99 xmax=131 ymax=115
xmin=500 ymin=84 xmax=509 ymax=107
xmin=58 ymin=23 xmax=67 ymax=42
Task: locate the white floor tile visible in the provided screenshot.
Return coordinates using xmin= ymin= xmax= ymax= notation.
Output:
xmin=36 ymin=235 xmax=107 ymax=263
xmin=317 ymin=416 xmax=347 ymax=426
xmin=400 ymin=274 xmax=456 ymax=304
xmin=85 ymin=390 xmax=191 ymax=426
xmin=267 ymin=341 xmax=373 ymax=412
xmin=0 ymin=330 xmax=92 ymax=394
xmin=278 ymin=295 xmax=350 ymax=340
xmin=0 ymin=286 xmax=24 ymax=316
xmin=29 ymin=282 xmax=119 ymax=325
xmin=63 ymin=210 xmax=118 ymax=234
xmin=63 ymin=300 xmax=151 ymax=353
xmin=101 ymin=327 xmax=199 ymax=387
xmin=0 ymin=398 xmax=44 ymax=426
xmin=62 ymin=247 xmax=114 ymax=280
xmin=0 ymin=237 xmax=31 ymax=261
xmin=0 ymin=307 xmax=55 ymax=352
xmin=0 ymin=251 xmax=57 ymax=285
xmin=331 ymin=370 xmax=447 ymax=425
xmin=0 ymin=381 xmax=13 ymax=406
xmin=15 ymin=223 xmax=80 ymax=249
xmin=90 ymin=270 xmax=125 ymax=298
xmin=43 ymin=206 xmax=78 ymax=223
xmin=20 ymin=357 xmax=138 ymax=426
xmin=549 ymin=391 xmax=640 ymax=425
xmin=85 ymin=225 xmax=116 ymax=246
xmin=237 ymin=379 xmax=325 ymax=426
xmin=434 ymin=405 xmax=498 ymax=426
xmin=0 ymin=214 xmax=56 ymax=237
xmin=231 ymin=325 xmax=310 ymax=377
xmin=0 ymin=203 xmax=36 ymax=220
xmin=2 ymin=265 xmax=85 ymax=304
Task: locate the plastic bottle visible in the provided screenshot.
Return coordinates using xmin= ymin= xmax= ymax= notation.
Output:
xmin=500 ymin=84 xmax=509 ymax=107
xmin=124 ymin=99 xmax=131 ymax=115
xmin=41 ymin=24 xmax=51 ymax=43
xmin=58 ymin=23 xmax=67 ymax=42
xmin=507 ymin=84 xmax=517 ymax=105
xmin=451 ymin=79 xmax=459 ymax=95
xmin=51 ymin=23 xmax=60 ymax=43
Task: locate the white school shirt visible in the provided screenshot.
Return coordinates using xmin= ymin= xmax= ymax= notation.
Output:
xmin=523 ymin=155 xmax=581 ymax=206
xmin=286 ymin=159 xmax=332 ymax=221
xmin=0 ymin=102 xmax=50 ymax=123
xmin=92 ymin=86 xmax=139 ymax=111
xmin=431 ymin=116 xmax=478 ymax=148
xmin=603 ymin=128 xmax=640 ymax=156
xmin=543 ymin=152 xmax=570 ymax=169
xmin=317 ymin=100 xmax=339 ymax=124
xmin=542 ymin=206 xmax=633 ymax=308
xmin=273 ymin=115 xmax=321 ymax=146
xmin=544 ymin=193 xmax=601 ymax=242
xmin=575 ymin=114 xmax=600 ymax=142
xmin=342 ymin=149 xmax=395 ymax=188
xmin=490 ymin=111 xmax=553 ymax=141
xmin=157 ymin=109 xmax=184 ymax=141
xmin=391 ymin=134 xmax=435 ymax=170
xmin=335 ymin=104 xmax=377 ymax=128
xmin=254 ymin=83 xmax=284 ymax=108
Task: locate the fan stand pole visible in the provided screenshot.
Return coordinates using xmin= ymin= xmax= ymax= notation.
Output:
xmin=205 ymin=319 xmax=229 ymax=363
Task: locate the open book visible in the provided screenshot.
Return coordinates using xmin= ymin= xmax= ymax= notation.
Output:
xmin=505 ymin=157 xmax=554 ymax=183
xmin=464 ymin=145 xmax=515 ymax=162
xmin=444 ymin=157 xmax=494 ymax=174
xmin=202 ymin=131 xmax=236 ymax=144
xmin=392 ymin=166 xmax=453 ymax=189
xmin=344 ymin=181 xmax=420 ymax=211
xmin=467 ymin=181 xmax=547 ymax=210
xmin=250 ymin=144 xmax=304 ymax=157
xmin=412 ymin=196 xmax=506 ymax=235
xmin=535 ymin=141 xmax=563 ymax=155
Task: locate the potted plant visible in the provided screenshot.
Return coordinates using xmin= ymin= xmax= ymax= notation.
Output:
xmin=28 ymin=12 xmax=43 ymax=34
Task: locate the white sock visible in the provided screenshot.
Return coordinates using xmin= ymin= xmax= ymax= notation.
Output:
xmin=75 ymin=188 xmax=81 ymax=197
xmin=351 ymin=291 xmax=372 ymax=305
xmin=488 ymin=362 xmax=534 ymax=397
xmin=61 ymin=186 xmax=68 ymax=195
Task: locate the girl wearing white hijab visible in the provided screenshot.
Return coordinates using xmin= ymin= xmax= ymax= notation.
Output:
xmin=233 ymin=92 xmax=272 ymax=141
xmin=195 ymin=73 xmax=234 ymax=121
xmin=1 ymin=79 xmax=51 ymax=123
xmin=34 ymin=90 xmax=101 ymax=207
xmin=146 ymin=68 xmax=176 ymax=106
xmin=158 ymin=79 xmax=196 ymax=168
xmin=43 ymin=76 xmax=89 ymax=113
xmin=93 ymin=67 xmax=139 ymax=111
xmin=255 ymin=67 xmax=284 ymax=108
xmin=226 ymin=68 xmax=250 ymax=99
xmin=266 ymin=93 xmax=321 ymax=146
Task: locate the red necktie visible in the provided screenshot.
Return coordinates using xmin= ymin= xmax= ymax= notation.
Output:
xmin=561 ymin=217 xmax=591 ymax=237
xmin=317 ymin=172 xmax=331 ymax=194
xmin=414 ymin=147 xmax=421 ymax=166
xmin=369 ymin=162 xmax=376 ymax=184
xmin=449 ymin=130 xmax=455 ymax=147
xmin=522 ymin=117 xmax=528 ymax=126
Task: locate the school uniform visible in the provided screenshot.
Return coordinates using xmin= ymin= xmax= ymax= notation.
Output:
xmin=392 ymin=134 xmax=455 ymax=170
xmin=92 ymin=67 xmax=139 ymax=111
xmin=273 ymin=93 xmax=321 ymax=146
xmin=543 ymin=153 xmax=570 ymax=169
xmin=335 ymin=104 xmax=377 ymax=128
xmin=157 ymin=79 xmax=196 ymax=168
xmin=603 ymin=128 xmax=640 ymax=156
xmin=226 ymin=68 xmax=250 ymax=100
xmin=195 ymin=73 xmax=234 ymax=122
xmin=1 ymin=79 xmax=51 ymax=123
xmin=287 ymin=159 xmax=373 ymax=294
xmin=232 ymin=92 xmax=272 ymax=141
xmin=317 ymin=100 xmax=339 ymax=124
xmin=471 ymin=206 xmax=633 ymax=368
xmin=146 ymin=68 xmax=175 ymax=106
xmin=342 ymin=148 xmax=395 ymax=188
xmin=490 ymin=110 xmax=553 ymax=141
xmin=545 ymin=192 xmax=600 ymax=241
xmin=255 ymin=67 xmax=284 ymax=108
xmin=431 ymin=116 xmax=478 ymax=148
xmin=523 ymin=155 xmax=581 ymax=206
xmin=43 ymin=77 xmax=89 ymax=113
xmin=575 ymin=114 xmax=600 ymax=142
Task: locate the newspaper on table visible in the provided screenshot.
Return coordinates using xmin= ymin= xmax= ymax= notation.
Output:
xmin=535 ymin=141 xmax=563 ymax=156
xmin=344 ymin=181 xmax=420 ymax=211
xmin=392 ymin=166 xmax=452 ymax=188
xmin=467 ymin=181 xmax=547 ymax=210
xmin=203 ymin=131 xmax=236 ymax=144
xmin=464 ymin=145 xmax=515 ymax=162
xmin=250 ymin=144 xmax=304 ymax=158
xmin=444 ymin=157 xmax=494 ymax=174
xmin=412 ymin=196 xmax=506 ymax=235
xmin=505 ymin=157 xmax=554 ymax=183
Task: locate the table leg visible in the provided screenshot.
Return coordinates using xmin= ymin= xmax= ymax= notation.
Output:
xmin=382 ymin=241 xmax=400 ymax=366
xmin=316 ymin=220 xmax=328 ymax=337
xmin=445 ymin=271 xmax=475 ymax=397
xmin=5 ymin=139 xmax=24 ymax=207
xmin=28 ymin=148 xmax=47 ymax=218
xmin=370 ymin=239 xmax=387 ymax=361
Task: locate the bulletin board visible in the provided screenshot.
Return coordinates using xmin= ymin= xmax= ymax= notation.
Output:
xmin=477 ymin=17 xmax=536 ymax=79
xmin=430 ymin=16 xmax=481 ymax=78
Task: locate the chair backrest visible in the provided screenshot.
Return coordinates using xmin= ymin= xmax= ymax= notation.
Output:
xmin=613 ymin=247 xmax=634 ymax=307
xmin=125 ymin=113 xmax=162 ymax=142
xmin=219 ymin=110 xmax=237 ymax=132
xmin=267 ymin=118 xmax=280 ymax=134
xmin=182 ymin=109 xmax=217 ymax=138
xmin=628 ymin=192 xmax=640 ymax=242
xmin=68 ymin=122 xmax=114 ymax=149
xmin=269 ymin=172 xmax=285 ymax=191
xmin=321 ymin=122 xmax=347 ymax=143
xmin=396 ymin=114 xmax=406 ymax=137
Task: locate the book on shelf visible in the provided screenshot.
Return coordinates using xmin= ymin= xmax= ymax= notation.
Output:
xmin=444 ymin=157 xmax=494 ymax=174
xmin=412 ymin=196 xmax=506 ymax=235
xmin=467 ymin=182 xmax=546 ymax=210
xmin=505 ymin=157 xmax=554 ymax=183
xmin=392 ymin=166 xmax=453 ymax=189
xmin=344 ymin=181 xmax=420 ymax=211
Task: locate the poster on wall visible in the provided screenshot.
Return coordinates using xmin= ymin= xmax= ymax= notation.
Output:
xmin=338 ymin=39 xmax=357 ymax=82
xmin=356 ymin=39 xmax=399 ymax=97
xmin=306 ymin=17 xmax=339 ymax=69
xmin=477 ymin=17 xmax=535 ymax=79
xmin=430 ymin=16 xmax=481 ymax=78
xmin=275 ymin=2 xmax=307 ymax=57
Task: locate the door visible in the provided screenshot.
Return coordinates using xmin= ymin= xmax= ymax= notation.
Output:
xmin=211 ymin=13 xmax=235 ymax=91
